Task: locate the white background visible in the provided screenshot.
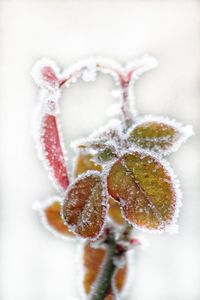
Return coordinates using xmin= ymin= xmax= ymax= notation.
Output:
xmin=0 ymin=1 xmax=200 ymax=300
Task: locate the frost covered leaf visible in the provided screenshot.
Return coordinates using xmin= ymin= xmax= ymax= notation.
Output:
xmin=107 ymin=152 xmax=177 ymax=231
xmin=127 ymin=119 xmax=191 ymax=154
xmin=108 ymin=198 xmax=125 ymax=225
xmin=63 ymin=172 xmax=106 ymax=239
xmin=76 ymin=119 xmax=124 ymax=152
xmin=73 ymin=151 xmax=101 ymax=177
xmin=96 ymin=146 xmax=117 ymax=164
xmin=83 ymin=242 xmax=127 ymax=296
xmin=83 ymin=242 xmax=105 ymax=294
xmin=43 ymin=200 xmax=75 ymax=237
xmin=41 ymin=114 xmax=69 ymax=190
xmin=73 ymin=152 xmax=124 ymax=225
xmin=31 ymin=58 xmax=60 ymax=90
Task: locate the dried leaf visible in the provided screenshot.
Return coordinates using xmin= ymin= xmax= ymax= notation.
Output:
xmin=107 ymin=152 xmax=177 ymax=231
xmin=127 ymin=119 xmax=187 ymax=154
xmin=41 ymin=114 xmax=69 ymax=190
xmin=83 ymin=242 xmax=127 ymax=296
xmin=74 ymin=151 xmax=102 ymax=177
xmin=42 ymin=200 xmax=75 ymax=237
xmin=63 ymin=172 xmax=106 ymax=239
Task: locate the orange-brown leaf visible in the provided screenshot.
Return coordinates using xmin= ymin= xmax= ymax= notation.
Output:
xmin=114 ymin=262 xmax=128 ymax=293
xmin=104 ymin=295 xmax=114 ymax=300
xmin=83 ymin=242 xmax=106 ymax=294
xmin=107 ymin=152 xmax=177 ymax=232
xmin=83 ymin=242 xmax=127 ymax=296
xmin=128 ymin=120 xmax=181 ymax=153
xmin=74 ymin=151 xmax=101 ymax=177
xmin=43 ymin=200 xmax=75 ymax=237
xmin=63 ymin=172 xmax=106 ymax=239
xmin=108 ymin=198 xmax=125 ymax=225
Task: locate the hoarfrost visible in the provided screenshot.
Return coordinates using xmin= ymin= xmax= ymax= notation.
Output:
xmin=31 ymin=58 xmax=60 ymax=90
xmin=105 ymin=147 xmax=183 ymax=234
xmin=126 ymin=115 xmax=194 ymax=156
xmin=63 ymin=170 xmax=108 ymax=241
xmin=126 ymin=54 xmax=158 ymax=81
xmin=33 ymin=196 xmax=76 ymax=241
xmin=32 ymin=55 xmax=191 ymax=238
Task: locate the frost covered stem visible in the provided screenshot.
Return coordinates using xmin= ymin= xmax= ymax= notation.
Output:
xmin=59 ymin=58 xmax=135 ymax=128
xmin=90 ymin=235 xmax=117 ymax=300
xmin=90 ymin=225 xmax=133 ymax=300
xmin=120 ymin=78 xmax=134 ymax=128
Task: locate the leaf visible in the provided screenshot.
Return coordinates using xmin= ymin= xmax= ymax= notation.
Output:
xmin=73 ymin=151 xmax=101 ymax=177
xmin=31 ymin=58 xmax=60 ymax=89
xmin=74 ymin=152 xmax=124 ymax=225
xmin=108 ymin=198 xmax=125 ymax=225
xmin=39 ymin=198 xmax=75 ymax=238
xmin=127 ymin=118 xmax=192 ymax=154
xmin=96 ymin=146 xmax=117 ymax=164
xmin=41 ymin=114 xmax=69 ymax=190
xmin=76 ymin=119 xmax=123 ymax=151
xmin=63 ymin=172 xmax=106 ymax=239
xmin=107 ymin=152 xmax=177 ymax=231
xmin=83 ymin=242 xmax=105 ymax=294
xmin=83 ymin=242 xmax=127 ymax=296
xmin=114 ymin=260 xmax=128 ymax=293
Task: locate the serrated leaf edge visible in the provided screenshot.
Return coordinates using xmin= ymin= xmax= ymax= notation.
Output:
xmin=105 ymin=149 xmax=182 ymax=234
xmin=126 ymin=115 xmax=194 ymax=156
xmin=33 ymin=196 xmax=76 ymax=241
xmin=62 ymin=170 xmax=109 ymax=241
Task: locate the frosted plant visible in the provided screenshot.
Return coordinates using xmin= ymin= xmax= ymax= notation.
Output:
xmin=32 ymin=55 xmax=193 ymax=300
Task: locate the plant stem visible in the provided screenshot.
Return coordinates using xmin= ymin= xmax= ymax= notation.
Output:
xmin=121 ymin=82 xmax=134 ymax=129
xmin=89 ymin=235 xmax=117 ymax=300
xmin=89 ymin=225 xmax=133 ymax=300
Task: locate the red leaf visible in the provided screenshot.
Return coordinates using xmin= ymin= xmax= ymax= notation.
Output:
xmin=63 ymin=172 xmax=106 ymax=239
xmin=41 ymin=66 xmax=59 ymax=87
xmin=41 ymin=114 xmax=69 ymax=190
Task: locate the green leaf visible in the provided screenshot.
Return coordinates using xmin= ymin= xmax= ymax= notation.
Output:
xmin=127 ymin=119 xmax=190 ymax=154
xmin=63 ymin=172 xmax=106 ymax=239
xmin=96 ymin=146 xmax=117 ymax=163
xmin=107 ymin=152 xmax=177 ymax=232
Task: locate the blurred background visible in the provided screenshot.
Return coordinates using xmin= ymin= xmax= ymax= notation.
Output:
xmin=0 ymin=0 xmax=200 ymax=299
